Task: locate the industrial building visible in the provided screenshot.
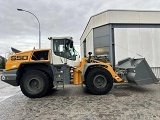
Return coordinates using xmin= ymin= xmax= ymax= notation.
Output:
xmin=80 ymin=10 xmax=160 ymax=78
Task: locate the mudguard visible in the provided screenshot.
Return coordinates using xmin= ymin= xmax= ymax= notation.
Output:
xmin=82 ymin=63 xmax=102 ymax=82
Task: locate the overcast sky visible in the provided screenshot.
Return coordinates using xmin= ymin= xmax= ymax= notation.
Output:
xmin=0 ymin=0 xmax=160 ymax=57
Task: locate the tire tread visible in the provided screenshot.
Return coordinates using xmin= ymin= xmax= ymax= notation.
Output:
xmin=85 ymin=67 xmax=113 ymax=95
xmin=20 ymin=70 xmax=50 ymax=98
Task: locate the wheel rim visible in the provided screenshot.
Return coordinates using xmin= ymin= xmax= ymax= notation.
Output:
xmin=27 ymin=78 xmax=43 ymax=93
xmin=93 ymin=75 xmax=107 ymax=88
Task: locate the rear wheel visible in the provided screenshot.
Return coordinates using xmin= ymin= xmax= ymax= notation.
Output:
xmin=85 ymin=67 xmax=113 ymax=95
xmin=20 ymin=70 xmax=50 ymax=98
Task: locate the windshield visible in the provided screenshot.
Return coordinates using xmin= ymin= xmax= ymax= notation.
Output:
xmin=65 ymin=40 xmax=77 ymax=60
xmin=53 ymin=39 xmax=77 ymax=61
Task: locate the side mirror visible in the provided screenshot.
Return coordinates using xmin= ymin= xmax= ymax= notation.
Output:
xmin=87 ymin=52 xmax=92 ymax=63
xmin=88 ymin=52 xmax=92 ymax=56
xmin=70 ymin=41 xmax=73 ymax=48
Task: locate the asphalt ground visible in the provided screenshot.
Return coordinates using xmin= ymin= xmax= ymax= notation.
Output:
xmin=0 ymin=79 xmax=160 ymax=120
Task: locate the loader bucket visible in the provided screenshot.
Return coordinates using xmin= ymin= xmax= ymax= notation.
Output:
xmin=117 ymin=58 xmax=158 ymax=85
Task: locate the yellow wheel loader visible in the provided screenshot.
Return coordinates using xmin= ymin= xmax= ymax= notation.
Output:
xmin=1 ymin=37 xmax=158 ymax=98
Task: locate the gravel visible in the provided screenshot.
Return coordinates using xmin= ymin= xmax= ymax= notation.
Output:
xmin=0 ymin=83 xmax=160 ymax=120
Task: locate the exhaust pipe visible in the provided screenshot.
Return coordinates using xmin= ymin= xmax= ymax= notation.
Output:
xmin=117 ymin=58 xmax=158 ymax=85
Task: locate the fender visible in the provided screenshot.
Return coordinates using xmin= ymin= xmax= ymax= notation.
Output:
xmin=82 ymin=63 xmax=102 ymax=82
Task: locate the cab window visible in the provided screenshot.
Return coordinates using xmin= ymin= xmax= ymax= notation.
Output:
xmin=53 ymin=39 xmax=77 ymax=60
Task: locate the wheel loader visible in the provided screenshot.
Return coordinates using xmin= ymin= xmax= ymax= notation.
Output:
xmin=1 ymin=37 xmax=158 ymax=98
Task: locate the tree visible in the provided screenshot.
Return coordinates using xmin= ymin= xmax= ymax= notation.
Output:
xmin=0 ymin=56 xmax=6 ymax=69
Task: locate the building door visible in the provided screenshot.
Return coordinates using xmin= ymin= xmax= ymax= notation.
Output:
xmin=93 ymin=25 xmax=110 ymax=57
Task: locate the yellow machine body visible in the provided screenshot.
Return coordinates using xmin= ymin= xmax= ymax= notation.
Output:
xmin=73 ymin=58 xmax=123 ymax=85
xmin=6 ymin=49 xmax=51 ymax=71
xmin=6 ymin=48 xmax=123 ymax=85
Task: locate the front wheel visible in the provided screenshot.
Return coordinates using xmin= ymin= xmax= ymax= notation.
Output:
xmin=20 ymin=70 xmax=50 ymax=98
xmin=85 ymin=67 xmax=113 ymax=95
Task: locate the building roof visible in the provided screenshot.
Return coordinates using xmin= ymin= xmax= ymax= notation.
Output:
xmin=80 ymin=9 xmax=160 ymax=43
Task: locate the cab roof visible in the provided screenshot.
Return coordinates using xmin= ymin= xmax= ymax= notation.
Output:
xmin=48 ymin=36 xmax=73 ymax=40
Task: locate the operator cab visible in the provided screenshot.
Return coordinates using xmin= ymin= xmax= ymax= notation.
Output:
xmin=48 ymin=37 xmax=80 ymax=67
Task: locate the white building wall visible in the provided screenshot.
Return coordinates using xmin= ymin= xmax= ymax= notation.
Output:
xmin=80 ymin=30 xmax=93 ymax=58
xmin=80 ymin=10 xmax=160 ymax=44
xmin=80 ymin=41 xmax=84 ymax=58
xmin=114 ymin=28 xmax=160 ymax=67
xmin=86 ymin=30 xmax=94 ymax=55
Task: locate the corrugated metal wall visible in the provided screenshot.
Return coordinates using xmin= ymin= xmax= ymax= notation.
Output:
xmin=151 ymin=67 xmax=160 ymax=78
xmin=114 ymin=28 xmax=160 ymax=67
xmin=80 ymin=30 xmax=93 ymax=58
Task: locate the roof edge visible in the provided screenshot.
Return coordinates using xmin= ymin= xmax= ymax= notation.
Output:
xmin=80 ymin=9 xmax=160 ymax=40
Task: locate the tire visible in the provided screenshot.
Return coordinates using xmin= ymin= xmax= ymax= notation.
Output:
xmin=20 ymin=70 xmax=50 ymax=98
xmin=85 ymin=67 xmax=113 ymax=95
xmin=47 ymin=79 xmax=54 ymax=93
